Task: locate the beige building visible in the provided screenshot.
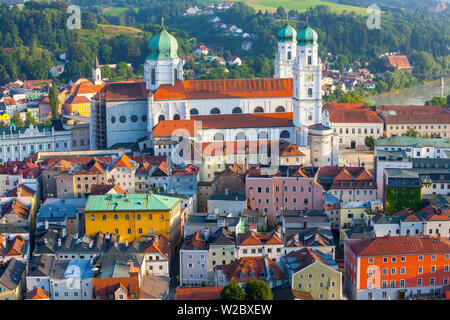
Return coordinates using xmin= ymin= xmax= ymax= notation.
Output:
xmin=376 ymin=105 xmax=450 ymax=138
xmin=323 ymin=103 xmax=384 ymax=149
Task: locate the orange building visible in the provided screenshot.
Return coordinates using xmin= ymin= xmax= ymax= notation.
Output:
xmin=344 ymin=235 xmax=450 ymax=300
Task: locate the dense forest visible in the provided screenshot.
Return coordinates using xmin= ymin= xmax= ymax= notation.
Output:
xmin=0 ymin=0 xmax=448 ymax=87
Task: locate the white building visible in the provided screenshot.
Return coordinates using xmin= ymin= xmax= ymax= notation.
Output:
xmin=0 ymin=123 xmax=72 ymax=164
xmin=49 ymin=259 xmax=93 ymax=300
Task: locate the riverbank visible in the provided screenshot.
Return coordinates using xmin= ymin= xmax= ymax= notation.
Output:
xmin=366 ymin=79 xmax=448 ymax=106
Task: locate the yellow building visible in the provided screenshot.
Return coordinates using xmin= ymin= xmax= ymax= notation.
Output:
xmin=85 ymin=193 xmax=182 ymax=248
xmin=0 ymin=111 xmax=10 ymax=123
xmin=63 ymin=95 xmax=91 ymax=117
xmin=0 ymin=258 xmax=26 ymax=300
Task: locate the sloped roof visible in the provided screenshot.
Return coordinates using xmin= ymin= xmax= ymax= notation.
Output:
xmin=65 ymin=95 xmax=91 ymax=105
xmin=0 ymin=234 xmax=27 ymax=256
xmin=192 ymin=112 xmax=293 ymax=129
xmin=142 ymin=235 xmax=170 ymax=258
xmin=282 ymin=247 xmax=338 ymax=273
xmin=154 ymin=78 xmax=293 ymax=100
xmin=346 ymin=235 xmax=450 ymax=257
xmin=323 ymin=103 xmax=383 ymax=123
xmin=385 ymin=55 xmax=411 ymax=68
xmin=182 ymin=231 xmax=207 ymax=250
xmin=90 ymin=184 xmax=126 ymax=195
xmin=176 ymin=286 xmax=224 ymax=300
xmin=26 ymin=287 xmax=50 ymax=299
xmin=85 ymin=194 xmax=180 ymax=212
xmin=0 ymin=258 xmax=26 ymax=290
xmin=216 ymin=256 xmax=286 ymax=283
xmin=113 ymin=154 xmax=135 ymax=171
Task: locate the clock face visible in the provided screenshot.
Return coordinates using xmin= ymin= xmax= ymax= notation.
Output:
xmin=306 ymin=74 xmax=313 ymax=82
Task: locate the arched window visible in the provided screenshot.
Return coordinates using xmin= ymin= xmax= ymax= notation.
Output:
xmin=258 ymin=131 xmax=268 ymax=139
xmin=254 ymin=107 xmax=264 ymax=113
xmin=210 ymin=108 xmax=221 ymax=115
xmin=174 ymin=68 xmax=178 ymax=81
xmin=214 ymin=132 xmax=224 ymax=141
xmin=275 ymin=106 xmax=285 ymax=113
xmin=158 ymin=115 xmax=165 ymax=122
xmin=235 ymin=132 xmax=246 ymax=140
xmin=190 ymin=108 xmax=199 ymax=115
xmin=280 ymin=130 xmax=290 ymax=139
xmin=308 ymin=88 xmax=313 ymax=98
xmin=173 ymin=114 xmax=180 ymax=120
xmin=232 ymin=107 xmax=242 ymax=114
xmin=151 ymin=68 xmax=156 ymax=85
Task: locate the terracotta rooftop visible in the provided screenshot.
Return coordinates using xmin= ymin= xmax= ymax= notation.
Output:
xmin=323 ymin=103 xmax=383 ymax=123
xmin=26 ymin=288 xmax=50 ymax=300
xmin=216 ymin=256 xmax=286 ymax=283
xmin=182 ymin=231 xmax=207 ymax=250
xmin=346 ymin=235 xmax=450 ymax=257
xmin=317 ymin=166 xmax=376 ymax=190
xmin=0 ymin=160 xmax=41 ymax=178
xmin=90 ymin=184 xmax=127 ymax=195
xmin=191 ymin=112 xmax=293 ymax=129
xmin=153 ymin=120 xmax=196 ymax=138
xmin=238 ymin=230 xmax=283 ymax=246
xmin=64 ymin=95 xmax=91 ymax=105
xmin=385 ymin=55 xmax=411 ymax=68
xmin=94 ymin=81 xmax=148 ymax=101
xmin=113 ymin=154 xmax=135 ymax=171
xmin=143 ymin=234 xmax=170 ymax=259
xmin=176 ymin=286 xmax=224 ymax=300
xmin=0 ymin=234 xmax=27 ymax=256
xmin=279 ymin=140 xmax=305 ymax=157
xmin=154 ymin=78 xmax=293 ymax=100
xmin=377 ymin=105 xmax=450 ymax=125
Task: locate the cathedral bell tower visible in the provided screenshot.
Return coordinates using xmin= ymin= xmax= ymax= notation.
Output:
xmin=92 ymin=56 xmax=102 ymax=85
xmin=293 ymin=18 xmax=322 ymax=146
xmin=144 ymin=18 xmax=183 ymax=91
xmin=274 ymin=22 xmax=297 ymax=79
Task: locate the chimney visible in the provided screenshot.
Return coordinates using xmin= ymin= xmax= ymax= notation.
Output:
xmin=1 ymin=236 xmax=6 ymax=248
xmin=154 ymin=234 xmax=159 ymax=242
xmin=214 ymin=207 xmax=219 ymax=216
xmin=89 ymin=240 xmax=93 ymax=248
xmin=125 ymin=239 xmax=129 ymax=247
xmin=294 ymin=233 xmax=299 ymax=243
xmin=314 ymin=234 xmax=319 ymax=242
xmin=44 ymin=220 xmax=49 ymax=230
xmin=74 ymin=233 xmax=78 ymax=239
xmin=57 ymin=238 xmax=61 ymax=247
xmin=224 ymin=188 xmax=228 ymax=195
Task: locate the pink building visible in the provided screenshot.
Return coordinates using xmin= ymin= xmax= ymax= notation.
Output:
xmin=246 ymin=165 xmax=324 ymax=226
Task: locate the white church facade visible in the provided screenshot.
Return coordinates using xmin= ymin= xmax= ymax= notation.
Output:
xmin=89 ymin=20 xmax=338 ymax=167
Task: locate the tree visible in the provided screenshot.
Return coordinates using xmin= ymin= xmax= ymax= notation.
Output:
xmin=12 ymin=111 xmax=24 ymax=127
xmin=425 ymin=96 xmax=447 ymax=107
xmin=244 ymin=280 xmax=273 ymax=300
xmin=49 ymin=82 xmax=60 ymax=119
xmin=24 ymin=112 xmax=37 ymax=126
xmin=364 ymin=136 xmax=375 ymax=150
xmin=404 ymin=127 xmax=419 ymax=137
xmin=220 ymin=281 xmax=245 ymax=300
xmin=275 ymin=6 xmax=286 ymax=19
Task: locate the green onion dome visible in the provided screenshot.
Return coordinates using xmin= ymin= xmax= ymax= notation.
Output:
xmin=297 ymin=24 xmax=318 ymax=46
xmin=277 ymin=23 xmax=297 ymax=42
xmin=147 ymin=27 xmax=179 ymax=60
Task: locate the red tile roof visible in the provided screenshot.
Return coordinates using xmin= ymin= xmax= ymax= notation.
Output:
xmin=94 ymin=81 xmax=148 ymax=101
xmin=65 ymin=95 xmax=91 ymax=105
xmin=346 ymin=235 xmax=450 ymax=257
xmin=238 ymin=230 xmax=283 ymax=246
xmin=0 ymin=160 xmax=41 ymax=178
xmin=216 ymin=256 xmax=286 ymax=283
xmin=385 ymin=55 xmax=411 ymax=69
xmin=0 ymin=234 xmax=27 ymax=256
xmin=26 ymin=288 xmax=50 ymax=300
xmin=172 ymin=164 xmax=199 ymax=176
xmin=192 ymin=112 xmax=293 ymax=129
xmin=176 ymin=286 xmax=224 ymax=300
xmin=323 ymin=103 xmax=383 ymax=123
xmin=90 ymin=184 xmax=126 ymax=195
xmin=182 ymin=231 xmax=207 ymax=250
xmin=153 ymin=120 xmax=197 ymax=138
xmin=317 ymin=166 xmax=376 ymax=189
xmin=377 ymin=105 xmax=450 ymax=125
xmin=113 ymin=154 xmax=135 ymax=171
xmin=143 ymin=235 xmax=170 ymax=259
xmin=279 ymin=140 xmax=305 ymax=157
xmin=92 ymin=276 xmax=140 ymax=300
xmin=155 ymin=78 xmax=293 ymax=100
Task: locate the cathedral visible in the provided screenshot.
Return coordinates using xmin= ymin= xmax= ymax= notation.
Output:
xmin=90 ymin=20 xmax=338 ymax=167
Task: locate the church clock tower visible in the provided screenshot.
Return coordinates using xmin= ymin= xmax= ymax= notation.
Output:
xmin=293 ymin=19 xmax=322 ymax=146
xmin=274 ymin=22 xmax=297 ymax=79
xmin=144 ymin=18 xmax=183 ymax=91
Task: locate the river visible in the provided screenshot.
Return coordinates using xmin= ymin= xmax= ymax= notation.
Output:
xmin=366 ymin=79 xmax=449 ymax=106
